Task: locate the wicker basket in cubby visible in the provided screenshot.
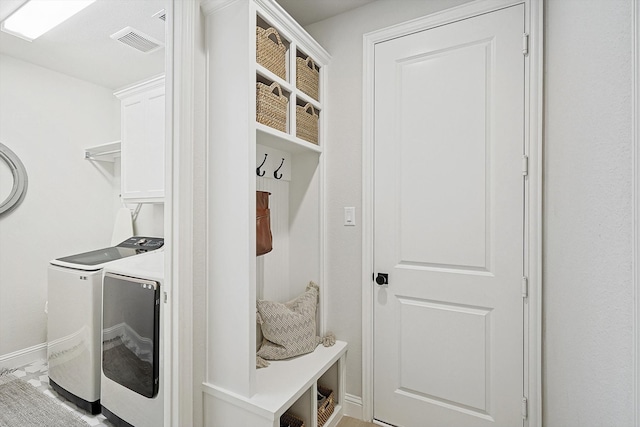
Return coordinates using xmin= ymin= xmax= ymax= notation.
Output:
xmin=257 ymin=26 xmax=287 ymax=80
xmin=317 ymin=385 xmax=335 ymax=427
xmin=256 ymin=82 xmax=288 ymax=132
xmin=280 ymin=411 xmax=304 ymax=427
xmin=296 ymin=56 xmax=319 ymax=101
xmin=296 ymin=103 xmax=319 ymax=145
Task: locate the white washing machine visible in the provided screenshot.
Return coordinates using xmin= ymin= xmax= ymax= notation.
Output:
xmin=100 ymin=250 xmax=165 ymax=427
xmin=47 ymin=237 xmax=164 ymax=414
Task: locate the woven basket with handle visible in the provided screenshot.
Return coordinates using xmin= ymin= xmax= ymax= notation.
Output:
xmin=256 ymin=26 xmax=286 ymax=80
xmin=317 ymin=385 xmax=335 ymax=427
xmin=257 ymin=82 xmax=288 ymax=132
xmin=296 ymin=103 xmax=318 ymax=144
xmin=296 ymin=56 xmax=319 ymax=101
xmin=281 ymin=411 xmax=304 ymax=427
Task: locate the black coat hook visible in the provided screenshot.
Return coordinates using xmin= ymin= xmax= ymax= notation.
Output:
xmin=274 ymin=158 xmax=285 ymax=179
xmin=256 ymin=153 xmax=268 ymax=177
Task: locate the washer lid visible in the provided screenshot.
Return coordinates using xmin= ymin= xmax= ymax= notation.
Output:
xmin=51 ymin=237 xmax=164 ymax=271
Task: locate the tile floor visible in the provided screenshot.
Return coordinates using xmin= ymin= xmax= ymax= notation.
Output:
xmin=12 ymin=359 xmax=113 ymax=427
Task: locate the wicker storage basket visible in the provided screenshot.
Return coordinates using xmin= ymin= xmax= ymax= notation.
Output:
xmin=256 ymin=26 xmax=287 ymax=80
xmin=317 ymin=386 xmax=335 ymax=427
xmin=281 ymin=411 xmax=304 ymax=427
xmin=296 ymin=103 xmax=318 ymax=144
xmin=256 ymin=82 xmax=288 ymax=132
xmin=296 ymin=56 xmax=319 ymax=101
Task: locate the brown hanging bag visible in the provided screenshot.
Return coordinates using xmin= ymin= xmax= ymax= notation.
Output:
xmin=256 ymin=191 xmax=273 ymax=256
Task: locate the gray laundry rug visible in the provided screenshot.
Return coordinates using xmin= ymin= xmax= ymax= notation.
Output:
xmin=0 ymin=373 xmax=88 ymax=427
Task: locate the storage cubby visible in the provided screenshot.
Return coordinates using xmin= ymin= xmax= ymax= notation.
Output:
xmin=295 ymin=98 xmax=320 ymax=145
xmin=256 ymin=15 xmax=291 ymax=81
xmin=257 ymin=75 xmax=291 ymax=134
xmin=295 ymin=49 xmax=320 ymax=102
xmin=285 ymin=388 xmax=313 ymax=427
xmin=202 ymin=0 xmax=346 ymax=426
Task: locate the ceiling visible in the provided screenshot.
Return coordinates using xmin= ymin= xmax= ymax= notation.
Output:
xmin=276 ymin=0 xmax=376 ymax=26
xmin=0 ymin=0 xmax=166 ymax=90
xmin=0 ymin=0 xmax=376 ymax=90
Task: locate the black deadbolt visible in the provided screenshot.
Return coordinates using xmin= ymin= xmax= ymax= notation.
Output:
xmin=375 ymin=273 xmax=389 ymax=285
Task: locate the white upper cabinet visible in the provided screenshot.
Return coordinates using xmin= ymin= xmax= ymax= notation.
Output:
xmin=114 ymin=76 xmax=165 ymax=203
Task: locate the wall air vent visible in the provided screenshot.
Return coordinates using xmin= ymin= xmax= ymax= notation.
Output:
xmin=152 ymin=9 xmax=166 ymax=22
xmin=110 ymin=27 xmax=164 ymax=54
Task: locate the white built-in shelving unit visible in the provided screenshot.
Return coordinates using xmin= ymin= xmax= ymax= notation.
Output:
xmin=201 ymin=0 xmax=346 ymax=426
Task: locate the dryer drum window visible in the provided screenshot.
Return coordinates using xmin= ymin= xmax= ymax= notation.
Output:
xmin=102 ymin=273 xmax=160 ymax=398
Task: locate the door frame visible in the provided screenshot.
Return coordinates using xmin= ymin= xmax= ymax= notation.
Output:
xmin=361 ymin=0 xmax=543 ymax=425
xmin=633 ymin=0 xmax=640 ymax=425
xmin=166 ymin=0 xmax=200 ymax=425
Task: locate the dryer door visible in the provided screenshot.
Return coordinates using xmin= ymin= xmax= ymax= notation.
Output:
xmin=102 ymin=273 xmax=160 ymax=398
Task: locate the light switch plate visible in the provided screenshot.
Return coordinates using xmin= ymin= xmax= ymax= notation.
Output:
xmin=344 ymin=207 xmax=356 ymax=226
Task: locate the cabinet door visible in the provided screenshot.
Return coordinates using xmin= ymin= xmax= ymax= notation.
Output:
xmin=121 ymin=87 xmax=165 ymax=202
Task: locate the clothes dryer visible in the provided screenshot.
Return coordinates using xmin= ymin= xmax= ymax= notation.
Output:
xmin=100 ymin=250 xmax=165 ymax=427
xmin=47 ymin=237 xmax=164 ymax=413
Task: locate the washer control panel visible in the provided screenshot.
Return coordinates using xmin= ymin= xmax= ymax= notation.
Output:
xmin=117 ymin=236 xmax=164 ymax=250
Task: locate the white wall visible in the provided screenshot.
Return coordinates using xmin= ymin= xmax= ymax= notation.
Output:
xmin=307 ymin=0 xmax=636 ymax=424
xmin=0 ymin=55 xmax=119 ymax=358
xmin=304 ymin=0 xmax=474 ymax=400
xmin=543 ymin=0 xmax=634 ymax=425
xmin=112 ymin=160 xmax=165 ymax=239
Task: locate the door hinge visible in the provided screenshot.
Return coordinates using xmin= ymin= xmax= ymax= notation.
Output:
xmin=522 ymin=397 xmax=528 ymax=419
xmin=522 ymin=155 xmax=529 ymax=176
xmin=522 ymin=33 xmax=529 ymax=56
xmin=164 ymin=292 xmax=168 ymax=303
xmin=522 ymin=276 xmax=529 ymax=298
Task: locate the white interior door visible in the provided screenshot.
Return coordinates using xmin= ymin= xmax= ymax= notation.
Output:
xmin=373 ymin=5 xmax=525 ymax=426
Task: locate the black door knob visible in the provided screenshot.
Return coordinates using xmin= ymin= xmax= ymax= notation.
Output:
xmin=375 ymin=273 xmax=388 ymax=285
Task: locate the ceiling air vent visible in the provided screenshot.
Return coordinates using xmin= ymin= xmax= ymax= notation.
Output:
xmin=152 ymin=9 xmax=166 ymax=22
xmin=110 ymin=27 xmax=164 ymax=54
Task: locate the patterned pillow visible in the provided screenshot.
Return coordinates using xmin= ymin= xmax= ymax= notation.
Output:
xmin=257 ymin=282 xmax=319 ymax=361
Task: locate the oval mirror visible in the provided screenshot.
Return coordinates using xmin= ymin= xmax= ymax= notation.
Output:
xmin=0 ymin=143 xmax=28 ymax=216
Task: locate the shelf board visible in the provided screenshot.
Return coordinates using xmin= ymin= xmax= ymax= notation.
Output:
xmin=256 ymin=123 xmax=322 ymax=154
xmin=296 ymin=90 xmax=321 ymax=111
xmin=84 ymin=141 xmax=121 ymax=162
xmin=256 ymin=63 xmax=293 ymax=93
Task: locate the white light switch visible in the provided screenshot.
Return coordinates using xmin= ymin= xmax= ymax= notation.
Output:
xmin=344 ymin=207 xmax=356 ymax=226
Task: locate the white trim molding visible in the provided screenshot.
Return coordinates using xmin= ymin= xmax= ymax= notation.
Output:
xmin=169 ymin=0 xmax=200 ymax=425
xmin=361 ymin=0 xmax=543 ymax=425
xmin=633 ymin=0 xmax=640 ymax=425
xmin=0 ymin=343 xmax=47 ymax=371
xmin=344 ymin=393 xmax=364 ymax=420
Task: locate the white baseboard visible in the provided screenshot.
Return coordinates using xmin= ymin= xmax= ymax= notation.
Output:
xmin=344 ymin=393 xmax=364 ymax=420
xmin=0 ymin=343 xmax=47 ymax=371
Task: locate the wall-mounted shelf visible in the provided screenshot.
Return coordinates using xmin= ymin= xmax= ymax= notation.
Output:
xmin=296 ymin=91 xmax=321 ymax=111
xmin=257 ymin=124 xmax=322 ymax=154
xmin=256 ymin=63 xmax=292 ymax=93
xmin=84 ymin=141 xmax=121 ymax=162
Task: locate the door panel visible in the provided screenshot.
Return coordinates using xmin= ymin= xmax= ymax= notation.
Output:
xmin=399 ymin=40 xmax=489 ymax=270
xmin=397 ymin=297 xmax=490 ymax=411
xmin=373 ymin=5 xmax=525 ymax=426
